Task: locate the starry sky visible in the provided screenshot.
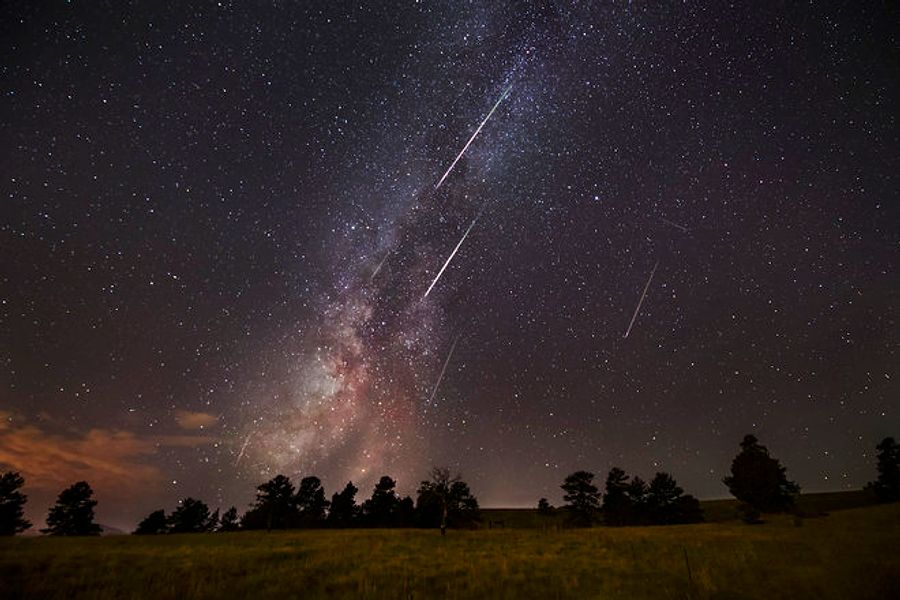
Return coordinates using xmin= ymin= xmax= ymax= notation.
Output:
xmin=1 ymin=1 xmax=897 ymax=530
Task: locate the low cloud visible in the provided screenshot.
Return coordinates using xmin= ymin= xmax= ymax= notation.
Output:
xmin=174 ymin=410 xmax=219 ymax=430
xmin=0 ymin=416 xmax=215 ymax=499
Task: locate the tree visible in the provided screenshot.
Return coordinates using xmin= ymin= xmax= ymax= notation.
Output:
xmin=671 ymin=494 xmax=704 ymax=524
xmin=42 ymin=481 xmax=102 ymax=536
xmin=208 ymin=508 xmax=220 ymax=531
xmin=448 ymin=480 xmax=480 ymax=527
xmin=646 ymin=472 xmax=681 ymax=524
xmin=362 ymin=476 xmax=400 ymax=527
xmin=646 ymin=472 xmax=703 ymax=525
xmin=868 ymin=437 xmax=900 ymax=502
xmin=134 ymin=509 xmax=168 ymax=535
xmin=537 ymin=497 xmax=555 ymax=516
xmin=601 ymin=467 xmax=632 ymax=526
xmin=416 ymin=467 xmax=480 ymax=533
xmin=561 ymin=470 xmax=600 ymax=527
xmin=0 ymin=471 xmax=31 ymax=535
xmin=242 ymin=474 xmax=299 ymax=530
xmin=723 ymin=434 xmax=800 ymax=520
xmin=327 ymin=482 xmax=359 ymax=528
xmin=625 ymin=476 xmax=649 ymax=525
xmin=397 ymin=495 xmax=416 ymax=527
xmin=218 ymin=507 xmax=240 ymax=532
xmin=168 ymin=498 xmax=216 ymax=533
xmin=295 ymin=476 xmax=329 ymax=527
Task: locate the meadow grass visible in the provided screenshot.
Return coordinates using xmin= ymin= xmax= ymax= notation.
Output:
xmin=1 ymin=502 xmax=897 ymax=599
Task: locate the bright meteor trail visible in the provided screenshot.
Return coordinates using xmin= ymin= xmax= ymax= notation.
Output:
xmin=435 ymin=84 xmax=512 ymax=190
xmin=422 ymin=213 xmax=480 ymax=300
xmin=234 ymin=432 xmax=254 ymax=466
xmin=624 ymin=261 xmax=659 ymax=339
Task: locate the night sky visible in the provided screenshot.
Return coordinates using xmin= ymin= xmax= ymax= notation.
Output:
xmin=1 ymin=1 xmax=897 ymax=530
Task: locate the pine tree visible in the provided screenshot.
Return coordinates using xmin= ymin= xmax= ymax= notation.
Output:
xmin=646 ymin=472 xmax=704 ymax=524
xmin=242 ymin=474 xmax=299 ymax=530
xmin=537 ymin=497 xmax=555 ymax=515
xmin=363 ymin=476 xmax=400 ymax=527
xmin=42 ymin=481 xmax=102 ymax=536
xmin=167 ymin=498 xmax=216 ymax=533
xmin=218 ymin=507 xmax=240 ymax=531
xmin=868 ymin=437 xmax=900 ymax=502
xmin=0 ymin=471 xmax=31 ymax=535
xmin=134 ymin=509 xmax=168 ymax=534
xmin=625 ymin=476 xmax=649 ymax=524
xmin=723 ymin=434 xmax=799 ymax=519
xmin=561 ymin=470 xmax=600 ymax=527
xmin=295 ymin=476 xmax=329 ymax=527
xmin=327 ymin=482 xmax=359 ymax=528
xmin=602 ymin=467 xmax=633 ymax=526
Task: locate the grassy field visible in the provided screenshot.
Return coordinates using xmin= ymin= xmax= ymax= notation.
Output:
xmin=1 ymin=502 xmax=898 ymax=599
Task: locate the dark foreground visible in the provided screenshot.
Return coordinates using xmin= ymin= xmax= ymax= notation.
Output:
xmin=1 ymin=503 xmax=898 ymax=599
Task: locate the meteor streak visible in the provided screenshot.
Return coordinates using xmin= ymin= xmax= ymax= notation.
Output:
xmin=234 ymin=432 xmax=254 ymax=466
xmin=660 ymin=217 xmax=689 ymax=233
xmin=369 ymin=250 xmax=390 ymax=282
xmin=624 ymin=261 xmax=659 ymax=339
xmin=422 ymin=213 xmax=480 ymax=300
xmin=435 ymin=84 xmax=512 ymax=190
xmin=426 ymin=335 xmax=461 ymax=405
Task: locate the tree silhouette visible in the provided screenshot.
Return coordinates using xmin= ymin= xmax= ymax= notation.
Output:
xmin=671 ymin=494 xmax=704 ymax=524
xmin=0 ymin=471 xmax=31 ymax=536
xmin=242 ymin=474 xmax=299 ymax=530
xmin=723 ymin=434 xmax=800 ymax=520
xmin=448 ymin=480 xmax=480 ymax=527
xmin=327 ymin=482 xmax=359 ymax=528
xmin=646 ymin=472 xmax=680 ymax=524
xmin=867 ymin=437 xmax=900 ymax=502
xmin=416 ymin=467 xmax=480 ymax=533
xmin=561 ymin=470 xmax=600 ymax=527
xmin=134 ymin=509 xmax=168 ymax=534
xmin=537 ymin=497 xmax=555 ymax=516
xmin=601 ymin=467 xmax=633 ymax=526
xmin=168 ymin=498 xmax=216 ymax=533
xmin=42 ymin=481 xmax=102 ymax=536
xmin=363 ymin=476 xmax=401 ymax=527
xmin=295 ymin=476 xmax=329 ymax=527
xmin=625 ymin=475 xmax=649 ymax=525
xmin=397 ymin=494 xmax=416 ymax=527
xmin=218 ymin=507 xmax=240 ymax=531
xmin=646 ymin=472 xmax=703 ymax=524
xmin=208 ymin=508 xmax=220 ymax=531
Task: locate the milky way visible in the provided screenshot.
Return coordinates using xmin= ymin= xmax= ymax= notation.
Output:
xmin=1 ymin=2 xmax=897 ymax=528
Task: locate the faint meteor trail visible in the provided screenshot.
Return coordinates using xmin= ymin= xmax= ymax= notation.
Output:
xmin=435 ymin=84 xmax=513 ymax=190
xmin=369 ymin=250 xmax=390 ymax=282
xmin=624 ymin=261 xmax=659 ymax=339
xmin=426 ymin=335 xmax=461 ymax=405
xmin=422 ymin=212 xmax=481 ymax=300
xmin=234 ymin=432 xmax=254 ymax=466
xmin=660 ymin=217 xmax=689 ymax=233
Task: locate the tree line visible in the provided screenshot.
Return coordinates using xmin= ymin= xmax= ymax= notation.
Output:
xmin=1 ymin=434 xmax=898 ymax=535
xmin=132 ymin=467 xmax=480 ymax=535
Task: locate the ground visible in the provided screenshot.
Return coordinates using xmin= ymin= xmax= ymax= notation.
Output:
xmin=1 ymin=500 xmax=897 ymax=599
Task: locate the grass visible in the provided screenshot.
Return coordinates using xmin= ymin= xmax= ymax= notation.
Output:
xmin=1 ymin=502 xmax=898 ymax=599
